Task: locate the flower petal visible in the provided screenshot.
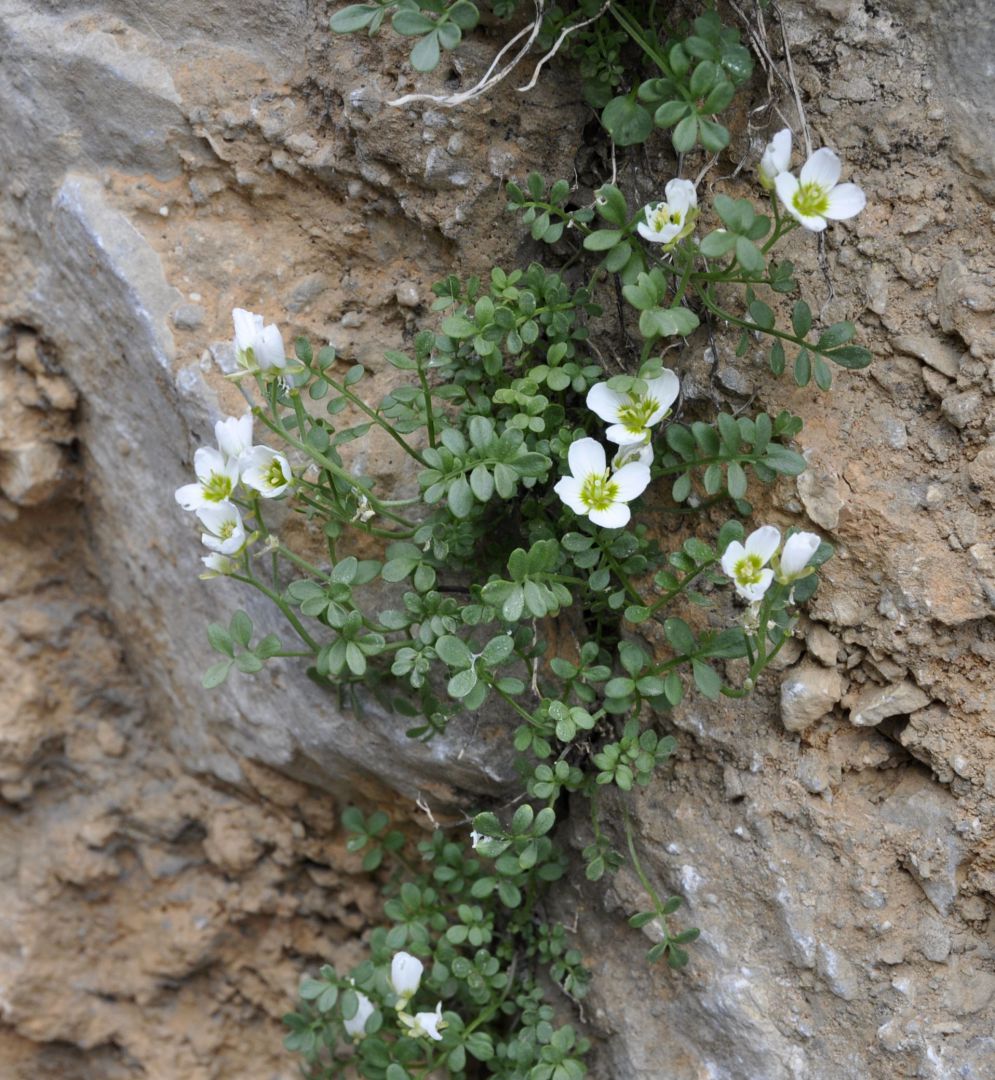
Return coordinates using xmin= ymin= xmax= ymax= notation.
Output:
xmin=567 ymin=437 xmax=605 ymax=480
xmin=175 ymin=482 xmax=204 ymax=511
xmin=586 ymin=383 xmax=626 ymax=424
xmin=256 ymin=324 xmax=286 ymax=370
xmin=232 ymin=308 xmax=263 ymax=350
xmin=553 ymin=476 xmax=586 ymax=514
xmin=770 ymin=128 xmax=792 ymax=171
xmin=665 ymin=178 xmax=697 ymax=212
xmin=605 ymin=422 xmax=645 ymax=445
xmin=774 ymin=171 xmax=799 ymax=205
xmin=824 ymin=183 xmax=866 ymax=221
xmin=721 ymin=541 xmax=746 ymax=578
xmin=611 ymin=462 xmax=651 ymax=501
xmin=636 ymin=220 xmax=663 ymax=243
xmin=800 ymin=147 xmax=842 ymax=189
xmin=194 ymin=445 xmax=227 ymax=482
xmin=215 ymin=413 xmax=254 ymax=461
xmin=589 ymin=503 xmax=630 ymax=528
xmin=745 ymin=525 xmax=781 ymax=564
xmin=780 ymin=531 xmax=821 ymax=578
xmin=643 ymin=369 xmax=680 ymax=424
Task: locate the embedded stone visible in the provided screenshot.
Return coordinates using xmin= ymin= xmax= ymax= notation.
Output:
xmin=849 ymin=680 xmax=931 ymax=727
xmin=893 ymin=334 xmax=962 ymax=378
xmin=780 ymin=662 xmax=843 ymax=731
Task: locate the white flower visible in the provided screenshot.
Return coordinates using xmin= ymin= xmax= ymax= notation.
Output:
xmin=470 ymin=829 xmax=483 ymax=850
xmin=343 ymin=991 xmax=376 ymax=1040
xmin=175 ymin=447 xmax=240 ymax=511
xmin=721 ymin=525 xmax=781 ymax=602
xmin=241 ymin=446 xmax=292 ymax=498
xmin=351 ymin=495 xmax=375 ymax=524
xmin=612 ymin=438 xmax=654 ymax=470
xmin=197 ymin=503 xmax=247 ymax=555
xmin=554 ymin=438 xmax=651 ymax=529
xmin=389 ymin=952 xmax=423 ymax=1006
xmin=774 ymin=148 xmax=866 ymax=232
xmin=398 ymin=1002 xmax=446 ymax=1042
xmin=232 ymin=308 xmax=286 ymax=373
xmin=200 ymin=552 xmax=238 ymax=578
xmin=636 ymin=179 xmax=698 ymax=246
xmin=759 ymin=128 xmax=792 ymax=190
xmin=778 ymin=531 xmax=821 ymax=582
xmin=215 ymin=412 xmax=254 ymax=465
xmin=586 ymin=369 xmax=680 ymax=445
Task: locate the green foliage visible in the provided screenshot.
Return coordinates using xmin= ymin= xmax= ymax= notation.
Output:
xmin=186 ymin=6 xmax=877 ymax=1076
xmin=284 ymin=810 xmax=588 ymax=1078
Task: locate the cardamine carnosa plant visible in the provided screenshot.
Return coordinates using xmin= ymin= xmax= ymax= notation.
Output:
xmin=174 ymin=3 xmax=872 ymax=1074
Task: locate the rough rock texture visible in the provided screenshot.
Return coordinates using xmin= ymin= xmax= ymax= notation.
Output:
xmin=2 ymin=0 xmax=995 ymax=1078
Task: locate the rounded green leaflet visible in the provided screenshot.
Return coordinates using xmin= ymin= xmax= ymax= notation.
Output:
xmin=602 ymin=96 xmax=653 ymax=146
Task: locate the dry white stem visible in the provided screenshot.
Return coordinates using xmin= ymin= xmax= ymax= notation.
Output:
xmin=388 ymin=1 xmax=546 ymax=108
xmin=516 ymin=0 xmax=613 ymax=93
xmin=770 ymin=1 xmax=811 ymax=155
xmin=416 ymin=793 xmax=441 ymax=829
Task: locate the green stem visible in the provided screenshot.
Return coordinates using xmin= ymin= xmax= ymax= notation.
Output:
xmin=646 ymin=556 xmax=718 ymax=615
xmin=229 ymin=572 xmax=320 ymax=653
xmin=321 ymin=374 xmax=429 ymax=467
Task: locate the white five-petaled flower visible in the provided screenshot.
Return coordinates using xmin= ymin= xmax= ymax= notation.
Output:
xmin=389 ymin=952 xmax=424 ymax=1007
xmin=774 ymin=148 xmax=866 ymax=232
xmin=721 ymin=525 xmax=781 ymax=602
xmin=777 ymin=531 xmax=821 ymax=582
xmin=587 ymin=369 xmax=680 ymax=445
xmin=175 ymin=446 xmax=240 ymax=511
xmin=241 ymin=446 xmax=293 ymax=498
xmin=232 ymin=308 xmax=287 ymax=373
xmin=554 ymin=438 xmax=651 ymax=529
xmin=343 ymin=991 xmax=376 ymax=1040
xmin=399 ymin=1002 xmax=446 ymax=1042
xmin=197 ymin=502 xmax=247 ymax=555
xmin=215 ymin=412 xmax=255 ymax=465
xmin=759 ymin=128 xmax=792 ymax=190
xmin=636 ymin=179 xmax=698 ymax=247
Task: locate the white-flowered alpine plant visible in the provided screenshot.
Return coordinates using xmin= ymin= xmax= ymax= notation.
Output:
xmin=554 ymin=437 xmax=650 ymax=528
xmin=398 ymin=1002 xmax=446 ymax=1042
xmin=232 ymin=307 xmax=287 ymax=374
xmin=758 ymin=127 xmax=792 ymax=190
xmin=722 ymin=527 xmax=824 ymax=601
xmin=388 ymin=952 xmax=423 ymax=1008
xmin=777 ymin=530 xmax=822 ymax=583
xmin=586 ymin=369 xmax=680 ymax=446
xmin=174 ymin=398 xmax=294 ymax=567
xmin=343 ymin=991 xmax=376 ymax=1040
xmin=637 ymin=178 xmax=698 ymax=247
xmin=774 ymin=146 xmax=866 ymax=232
xmin=721 ymin=525 xmax=781 ymax=602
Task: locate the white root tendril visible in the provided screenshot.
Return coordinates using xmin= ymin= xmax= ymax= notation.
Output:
xmin=388 ymin=0 xmax=546 ymax=108
xmin=516 ymin=0 xmax=612 ymax=93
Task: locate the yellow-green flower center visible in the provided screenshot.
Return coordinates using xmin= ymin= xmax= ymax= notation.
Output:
xmin=733 ymin=554 xmax=765 ymax=585
xmin=264 ymin=460 xmax=288 ymax=489
xmin=218 ymin=520 xmax=237 ymax=540
xmin=580 ymin=471 xmax=619 ymax=512
xmin=792 ymin=182 xmax=830 ymax=219
xmin=652 ymin=207 xmax=683 ymax=229
xmin=203 ymin=472 xmax=234 ymax=502
xmin=617 ymin=395 xmax=660 ymax=435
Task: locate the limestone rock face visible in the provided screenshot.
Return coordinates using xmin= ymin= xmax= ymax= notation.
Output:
xmin=3 ymin=1 xmax=995 ymax=1079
